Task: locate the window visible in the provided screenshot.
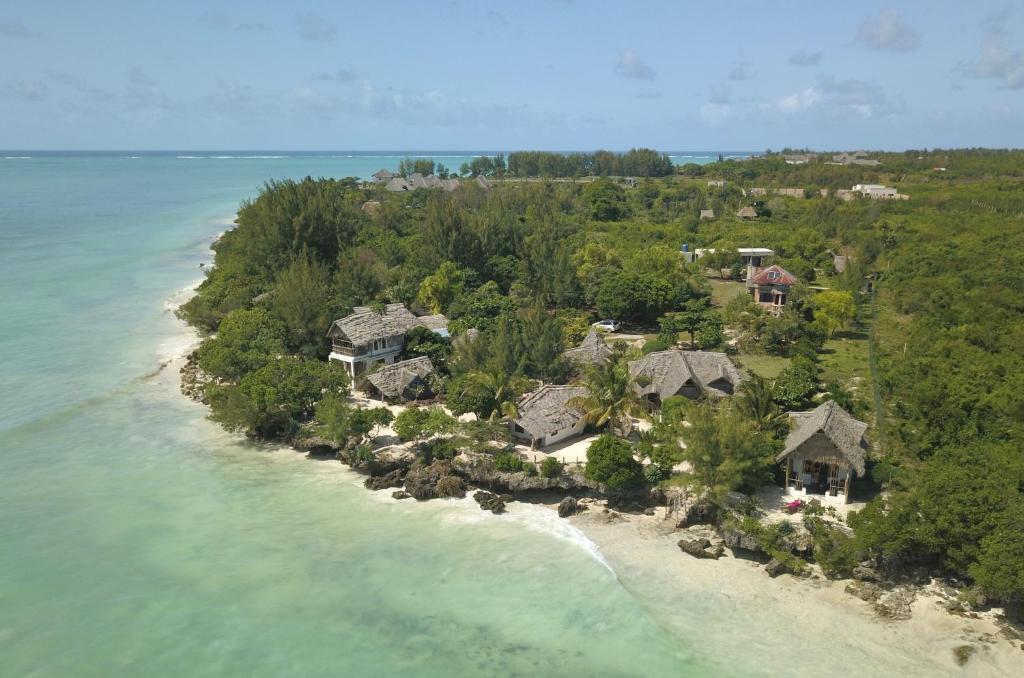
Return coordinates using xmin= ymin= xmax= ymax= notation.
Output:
xmin=759 ymin=291 xmax=773 ymax=303
xmin=767 ymin=270 xmax=779 ymax=281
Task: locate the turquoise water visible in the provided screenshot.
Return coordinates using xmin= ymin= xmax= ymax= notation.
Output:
xmin=0 ymin=153 xmax=732 ymax=677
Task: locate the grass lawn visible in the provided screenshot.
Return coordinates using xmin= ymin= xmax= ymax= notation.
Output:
xmin=819 ymin=329 xmax=871 ymax=389
xmin=707 ymin=278 xmax=746 ymax=307
xmin=734 ymin=353 xmax=791 ymax=378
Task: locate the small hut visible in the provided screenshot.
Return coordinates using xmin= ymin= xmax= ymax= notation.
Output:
xmin=736 ymin=205 xmax=758 ymax=220
xmin=699 ymin=209 xmax=715 ymax=220
xmin=364 ymin=356 xmax=436 ymax=401
xmin=777 ymin=401 xmax=868 ymax=504
xmin=563 ymin=328 xmax=613 ymax=368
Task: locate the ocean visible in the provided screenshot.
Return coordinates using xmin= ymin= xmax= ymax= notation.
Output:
xmin=1 ymin=152 xmax=973 ymax=678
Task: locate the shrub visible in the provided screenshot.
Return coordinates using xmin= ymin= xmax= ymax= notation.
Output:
xmin=540 ymin=456 xmax=564 ymax=478
xmin=644 ymin=463 xmax=669 ymax=484
xmin=494 ymin=450 xmax=527 ymax=472
xmin=584 ymin=435 xmax=644 ymax=489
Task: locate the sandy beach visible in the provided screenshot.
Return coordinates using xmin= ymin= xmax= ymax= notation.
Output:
xmin=565 ymin=503 xmax=1022 ymax=677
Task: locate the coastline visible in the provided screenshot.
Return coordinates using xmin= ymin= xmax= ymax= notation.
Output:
xmin=564 ymin=503 xmax=1022 ymax=677
xmin=166 ymin=227 xmax=1022 ymax=677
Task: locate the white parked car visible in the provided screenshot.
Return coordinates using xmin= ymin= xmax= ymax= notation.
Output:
xmin=591 ymin=319 xmax=620 ymax=333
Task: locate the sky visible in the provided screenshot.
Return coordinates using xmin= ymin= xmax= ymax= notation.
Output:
xmin=1 ymin=0 xmax=1023 ymax=151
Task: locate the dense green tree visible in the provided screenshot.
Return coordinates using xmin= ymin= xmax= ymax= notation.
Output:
xmin=316 ymin=393 xmax=393 ymax=446
xmin=679 ymin=401 xmax=775 ymax=500
xmin=271 ymin=254 xmax=336 ymax=356
xmin=813 ymin=290 xmax=856 ymax=338
xmin=208 ymin=357 xmax=349 ymax=439
xmin=582 ymin=179 xmax=628 ymax=221
xmin=417 ymin=261 xmax=469 ymax=314
xmin=584 ymin=435 xmax=644 ymax=489
xmin=197 ymin=308 xmax=287 ymax=381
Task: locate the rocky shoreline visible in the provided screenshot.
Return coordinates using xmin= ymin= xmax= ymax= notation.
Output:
xmin=178 ymin=355 xmax=1024 ymax=670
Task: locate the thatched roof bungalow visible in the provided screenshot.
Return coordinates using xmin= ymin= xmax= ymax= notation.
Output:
xmin=511 ymin=385 xmax=588 ymax=448
xmin=628 ymin=349 xmax=742 ymax=406
xmin=777 ymin=400 xmax=868 ymax=504
xmin=365 ymin=356 xmax=436 ymax=401
xmin=563 ymin=328 xmax=613 ymax=368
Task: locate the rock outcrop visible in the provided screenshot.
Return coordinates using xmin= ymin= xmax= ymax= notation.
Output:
xmin=558 ymin=496 xmax=579 ymax=518
xmin=765 ymin=557 xmax=801 ymax=578
xmin=678 ymin=537 xmax=723 ymax=559
xmin=473 ymin=491 xmax=511 ymax=514
xmin=339 ymin=445 xmax=416 ymax=476
xmin=404 ymin=459 xmax=465 ymax=500
xmin=453 ymin=452 xmax=600 ymax=493
xmin=364 ymin=468 xmax=406 ymax=491
xmin=721 ymin=523 xmax=766 ymax=559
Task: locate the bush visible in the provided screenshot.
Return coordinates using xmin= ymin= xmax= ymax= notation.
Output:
xmin=540 ymin=456 xmax=564 ymax=478
xmin=417 ymin=437 xmax=459 ymax=464
xmin=584 ymin=435 xmax=644 ymax=489
xmin=644 ymin=463 xmax=669 ymax=484
xmin=494 ymin=450 xmax=527 ymax=472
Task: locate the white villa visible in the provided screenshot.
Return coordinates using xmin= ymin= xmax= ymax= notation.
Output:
xmin=327 ymin=303 xmax=447 ymax=378
xmin=777 ymin=401 xmax=869 ymax=504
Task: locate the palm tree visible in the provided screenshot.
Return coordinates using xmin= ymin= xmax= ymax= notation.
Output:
xmin=568 ymin=356 xmax=648 ymax=437
xmin=735 ymin=373 xmax=785 ymax=434
xmin=461 ymin=368 xmax=525 ymax=422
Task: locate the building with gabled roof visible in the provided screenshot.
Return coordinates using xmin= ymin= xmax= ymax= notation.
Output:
xmin=327 ymin=304 xmax=447 ymax=378
xmin=777 ymin=400 xmax=869 ymax=504
xmin=563 ymin=328 xmax=613 ymax=368
xmin=747 ymin=265 xmax=798 ymax=316
xmin=628 ymin=349 xmax=742 ymax=406
xmin=511 ymin=385 xmax=589 ymax=448
xmin=365 ymin=356 xmax=436 ymax=401
xmin=736 ymin=205 xmax=758 ymax=220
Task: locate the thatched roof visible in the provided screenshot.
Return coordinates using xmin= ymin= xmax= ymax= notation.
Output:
xmin=699 ymin=209 xmax=715 ymax=219
xmin=361 ymin=200 xmax=381 ymax=214
xmin=513 ymin=385 xmax=588 ymax=439
xmin=629 ymin=349 xmax=742 ymax=400
xmin=564 ymin=328 xmax=613 ymax=367
xmin=776 ymin=400 xmax=868 ymax=476
xmin=373 ymin=169 xmax=396 ymax=180
xmin=327 ymin=304 xmax=447 ymax=347
xmin=736 ymin=206 xmax=758 ymax=219
xmin=366 ymin=357 xmax=435 ymax=399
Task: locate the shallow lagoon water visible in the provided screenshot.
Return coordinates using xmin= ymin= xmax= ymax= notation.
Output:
xmin=0 ymin=153 xmax=728 ymax=676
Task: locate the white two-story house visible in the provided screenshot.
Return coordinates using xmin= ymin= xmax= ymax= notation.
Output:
xmin=327 ymin=303 xmax=447 ymax=378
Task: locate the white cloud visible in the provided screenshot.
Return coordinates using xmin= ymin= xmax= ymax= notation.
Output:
xmin=0 ymin=20 xmax=39 ymax=38
xmin=775 ymin=76 xmax=903 ymax=118
xmin=699 ymin=102 xmax=733 ymax=124
xmin=317 ymin=68 xmax=356 ymax=83
xmin=615 ymin=49 xmax=655 ymax=80
xmin=962 ymin=34 xmax=1024 ymax=89
xmin=198 ymin=12 xmax=268 ymax=32
xmin=777 ymin=87 xmax=821 ymax=113
xmin=294 ymin=12 xmax=336 ymax=43
xmin=46 ymin=70 xmax=115 ymax=102
xmin=126 ymin=68 xmax=176 ymax=112
xmin=728 ymin=62 xmax=755 ymax=81
xmin=1 ymin=79 xmax=47 ymax=101
xmin=855 ymin=9 xmax=919 ymax=52
xmin=788 ymin=50 xmax=822 ymax=66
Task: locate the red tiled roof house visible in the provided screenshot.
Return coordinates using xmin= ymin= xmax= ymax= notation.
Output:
xmin=746 ymin=265 xmax=798 ymax=316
